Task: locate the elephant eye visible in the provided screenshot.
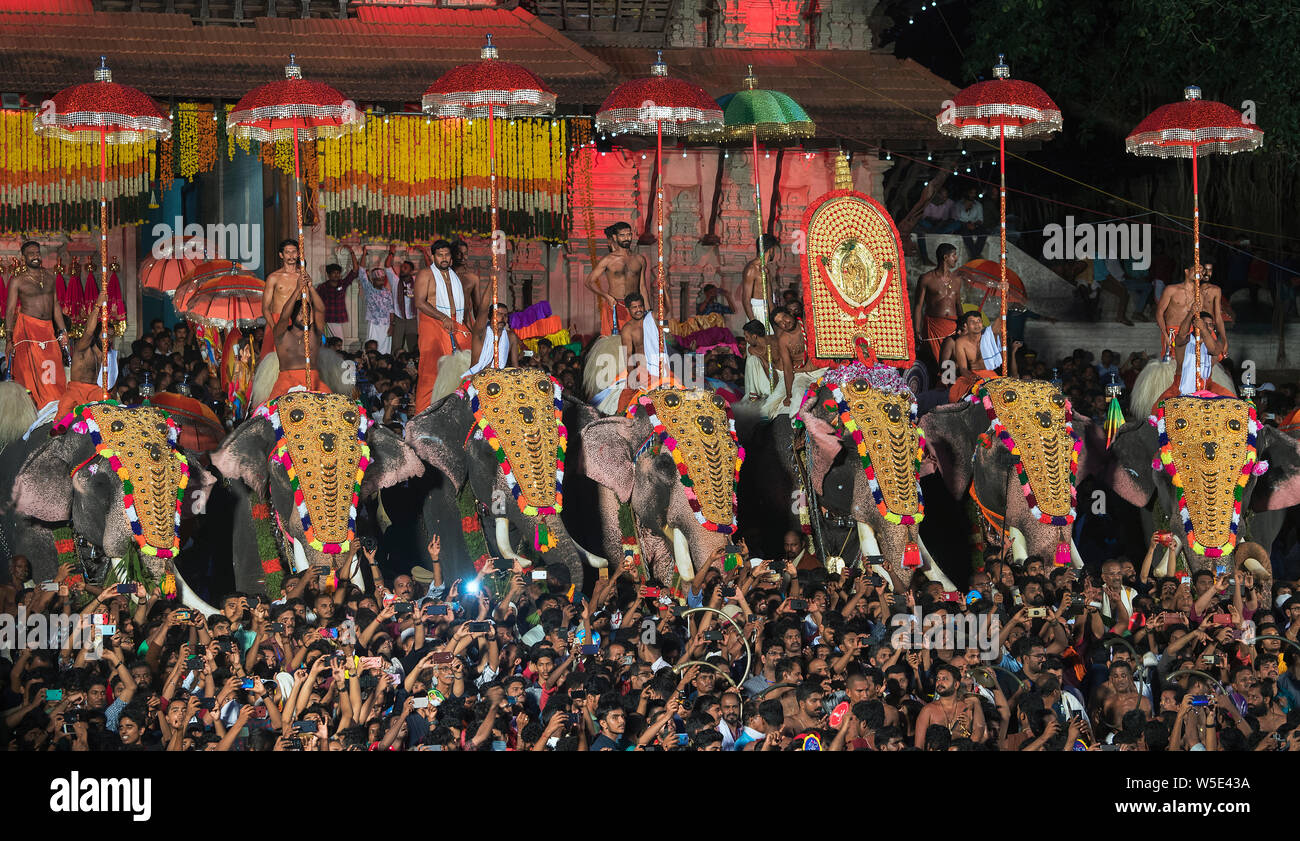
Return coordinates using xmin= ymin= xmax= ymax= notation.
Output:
xmin=290 ymin=409 xmax=305 ymax=423
xmin=1175 ymin=418 xmax=1187 ymax=430
xmin=664 ymin=392 xmax=680 ymax=408
xmin=1003 ymin=390 xmax=1017 ymax=403
xmin=852 ymin=379 xmax=869 ymax=392
xmin=111 ymin=420 xmax=126 ymax=432
xmin=1228 ymin=419 xmax=1241 ymax=431
xmin=711 ymin=393 xmax=725 ymax=410
xmin=343 ymin=411 xmax=358 ymax=425
xmin=486 ymin=382 xmax=501 ymax=397
xmin=537 ymin=380 xmax=551 ymax=394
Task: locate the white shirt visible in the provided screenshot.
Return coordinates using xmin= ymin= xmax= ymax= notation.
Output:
xmin=643 ymin=312 xmax=661 ymax=375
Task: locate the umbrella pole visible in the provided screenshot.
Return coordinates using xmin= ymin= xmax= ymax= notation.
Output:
xmin=999 ymin=120 xmax=1008 ymax=378
xmin=99 ymin=129 xmax=109 ymax=399
xmin=752 ymin=127 xmax=774 ymax=389
xmin=293 ymin=138 xmax=311 ymax=390
xmin=1191 ymin=146 xmax=1202 ymax=391
xmin=489 ymin=103 xmax=500 ymax=369
xmin=656 ymin=119 xmax=665 ymax=389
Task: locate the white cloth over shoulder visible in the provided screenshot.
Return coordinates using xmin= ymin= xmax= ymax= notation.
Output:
xmin=979 ymin=325 xmax=1002 ymax=371
xmin=465 ymin=326 xmax=510 ymax=377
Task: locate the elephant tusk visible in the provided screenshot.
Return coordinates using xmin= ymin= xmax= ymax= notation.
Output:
xmin=172 ymin=562 xmax=222 ymax=618
xmin=918 ymin=535 xmax=956 ymax=590
xmin=574 ymin=541 xmax=609 ymax=569
xmin=1242 ymin=557 xmax=1269 ymax=581
xmin=1069 ymin=537 xmax=1084 ymax=570
xmin=671 ymin=527 xmax=694 ymax=581
xmin=495 ymin=517 xmax=529 ymax=567
xmin=1152 ymin=547 xmax=1171 ymax=578
xmin=856 ymin=521 xmax=891 ymax=590
xmin=290 ymin=537 xmax=309 ymax=574
xmin=1007 ymin=527 xmax=1029 ymax=563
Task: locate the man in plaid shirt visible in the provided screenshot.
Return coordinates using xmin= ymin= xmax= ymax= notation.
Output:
xmin=315 ymin=250 xmax=360 ymax=327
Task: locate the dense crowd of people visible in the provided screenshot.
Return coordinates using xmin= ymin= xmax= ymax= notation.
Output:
xmin=3 ymin=525 xmax=1299 ymax=751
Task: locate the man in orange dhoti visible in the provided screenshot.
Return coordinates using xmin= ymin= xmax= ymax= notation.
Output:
xmin=912 ymin=244 xmax=963 ymax=364
xmin=266 ymin=276 xmax=330 ymax=404
xmin=5 ymin=241 xmax=68 ymax=410
xmin=586 ymin=223 xmax=646 ymax=337
xmin=414 ymin=240 xmax=472 ymax=413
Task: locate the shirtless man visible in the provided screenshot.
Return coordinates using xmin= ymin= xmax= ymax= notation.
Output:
xmin=450 ymin=238 xmax=483 ymax=325
xmin=1097 ymin=659 xmax=1152 ymax=732
xmin=740 ymin=234 xmax=780 ymax=323
xmin=586 ymin=222 xmax=648 ymax=336
xmin=5 ymin=240 xmax=68 ymax=409
xmin=1159 ymin=309 xmax=1229 ymax=399
xmin=771 ymin=306 xmax=812 ymax=408
xmin=913 ymin=243 xmax=963 ymax=362
xmin=618 ymin=293 xmax=655 ymax=390
xmin=741 ymin=320 xmax=775 ymax=401
xmin=267 ymin=274 xmax=328 ymax=401
xmin=56 ymin=285 xmax=113 ymax=417
xmin=913 ymin=664 xmax=986 ymax=747
xmin=1155 ymin=264 xmax=1226 ymax=361
xmin=943 ymin=310 xmax=1017 ymax=401
xmin=261 ymin=239 xmax=324 ymax=361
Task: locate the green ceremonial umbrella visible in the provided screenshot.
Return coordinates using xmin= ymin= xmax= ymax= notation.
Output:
xmin=721 ymin=66 xmax=814 ymax=385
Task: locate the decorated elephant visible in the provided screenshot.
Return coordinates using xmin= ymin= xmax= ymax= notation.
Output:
xmin=0 ymin=399 xmax=217 ymax=613
xmin=792 ymin=365 xmax=958 ymax=590
xmin=211 ymin=389 xmax=423 ymax=590
xmin=581 ymin=387 xmax=742 ymax=585
xmin=405 ymin=367 xmax=610 ymax=586
xmin=921 ymin=378 xmax=1106 ymax=568
xmin=1107 ymin=395 xmax=1300 ymax=575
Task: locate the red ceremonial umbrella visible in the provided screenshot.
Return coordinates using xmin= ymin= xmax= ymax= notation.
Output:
xmin=139 ymin=254 xmax=201 ymax=298
xmin=145 ymin=391 xmax=225 ymax=453
xmin=35 ymin=57 xmax=171 ymax=398
xmin=596 ymin=52 xmax=724 ymax=380
xmin=937 ymin=54 xmax=1060 ymax=376
xmin=227 ymin=56 xmax=363 ymax=388
xmin=959 ymin=258 xmax=1027 ymax=308
xmin=179 ymin=270 xmax=267 ymax=331
xmin=423 ymin=34 xmax=556 ymax=369
xmin=1126 ymin=85 xmax=1262 ymax=390
xmin=172 ymin=259 xmax=239 ymax=313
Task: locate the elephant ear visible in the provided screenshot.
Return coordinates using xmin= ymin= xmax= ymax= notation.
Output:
xmin=919 ymin=400 xmax=989 ymax=500
xmin=180 ymin=449 xmax=217 ymax=521
xmin=792 ymin=407 xmax=842 ymax=496
xmin=1106 ymin=420 xmax=1159 ymax=507
xmin=581 ymin=416 xmax=644 ymax=503
xmin=211 ymin=416 xmax=277 ymax=496
xmin=1252 ymin=426 xmax=1300 ymax=511
xmin=562 ymin=394 xmax=602 ymax=474
xmin=361 ymin=425 xmax=424 ymax=498
xmin=13 ymin=429 xmax=97 ymax=522
xmin=1071 ymin=412 xmax=1110 ymax=482
xmin=404 ymin=395 xmax=473 ymax=491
